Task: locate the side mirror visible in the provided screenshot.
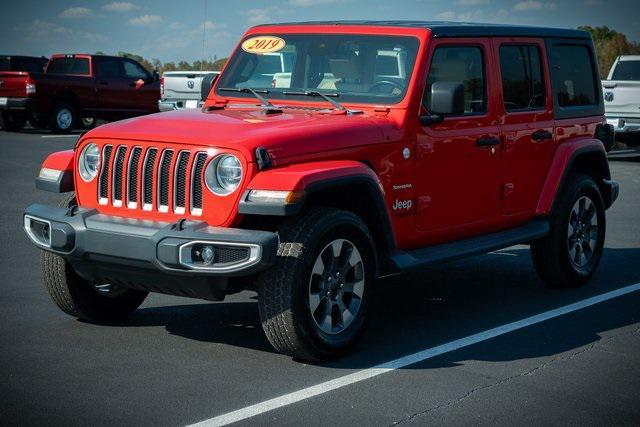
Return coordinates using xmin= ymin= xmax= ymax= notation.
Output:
xmin=200 ymin=73 xmax=219 ymax=101
xmin=152 ymin=70 xmax=160 ymax=82
xmin=420 ymin=81 xmax=465 ymax=125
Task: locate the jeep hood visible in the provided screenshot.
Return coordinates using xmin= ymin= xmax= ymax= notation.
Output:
xmin=85 ymin=107 xmax=388 ymax=161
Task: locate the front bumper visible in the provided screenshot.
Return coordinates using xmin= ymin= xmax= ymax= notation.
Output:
xmin=23 ymin=204 xmax=278 ymax=299
xmin=0 ymin=97 xmax=29 ymax=111
xmin=158 ymin=99 xmax=204 ymax=112
xmin=606 ymin=116 xmax=640 ymax=133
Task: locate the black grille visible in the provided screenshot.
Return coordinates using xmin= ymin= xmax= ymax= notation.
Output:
xmin=175 ymin=151 xmax=190 ymax=210
xmin=112 ymin=146 xmax=127 ymax=204
xmin=216 ymin=246 xmax=250 ymax=264
xmin=97 ymin=145 xmax=207 ymax=215
xmin=99 ymin=145 xmax=113 ymax=200
xmin=158 ymin=150 xmax=174 ymax=209
xmin=127 ymin=147 xmax=142 ymax=205
xmin=191 ymin=153 xmax=207 ymax=212
xmin=143 ymin=148 xmax=158 ymax=206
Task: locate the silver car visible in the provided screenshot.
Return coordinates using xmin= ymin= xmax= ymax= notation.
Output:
xmin=158 ymin=71 xmax=220 ymax=111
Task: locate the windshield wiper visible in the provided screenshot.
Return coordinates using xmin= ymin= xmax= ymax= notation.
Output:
xmin=218 ymin=87 xmax=281 ymax=113
xmin=282 ymin=90 xmax=360 ymax=114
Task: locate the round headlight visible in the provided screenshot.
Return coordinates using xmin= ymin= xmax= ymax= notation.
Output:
xmin=205 ymin=154 xmax=243 ymax=195
xmin=78 ymin=143 xmax=101 ymax=182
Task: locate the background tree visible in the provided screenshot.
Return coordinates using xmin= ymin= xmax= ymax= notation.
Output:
xmin=579 ymin=26 xmax=640 ymax=77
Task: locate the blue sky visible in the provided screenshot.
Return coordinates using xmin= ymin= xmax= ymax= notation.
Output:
xmin=1 ymin=0 xmax=638 ymax=63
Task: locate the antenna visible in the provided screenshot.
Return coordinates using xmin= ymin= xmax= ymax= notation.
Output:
xmin=201 ymin=0 xmax=207 ymax=72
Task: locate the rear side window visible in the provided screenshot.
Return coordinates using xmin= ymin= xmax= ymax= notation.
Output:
xmin=499 ymin=45 xmax=545 ymax=111
xmin=550 ymin=45 xmax=596 ymax=107
xmin=611 ymin=60 xmax=640 ymax=81
xmin=47 ymin=57 xmax=90 ymax=75
xmin=0 ymin=57 xmax=10 ymax=71
xmin=97 ymin=58 xmax=122 ymax=79
xmin=425 ymin=46 xmax=486 ymax=114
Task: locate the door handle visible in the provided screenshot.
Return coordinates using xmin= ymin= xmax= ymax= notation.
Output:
xmin=475 ymin=136 xmax=500 ymax=147
xmin=532 ymin=130 xmax=553 ymax=141
xmin=98 ymin=81 xmax=109 ymax=86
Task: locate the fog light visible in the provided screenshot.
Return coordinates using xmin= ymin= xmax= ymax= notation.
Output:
xmin=192 ymin=243 xmax=216 ymax=266
xmin=24 ymin=216 xmax=52 ymax=248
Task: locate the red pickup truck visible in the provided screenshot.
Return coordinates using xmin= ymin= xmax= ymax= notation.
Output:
xmin=25 ymin=22 xmax=618 ymax=361
xmin=0 ymin=54 xmax=160 ymax=133
xmin=0 ymin=55 xmax=48 ymax=130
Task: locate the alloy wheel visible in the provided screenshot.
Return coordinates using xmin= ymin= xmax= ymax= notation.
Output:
xmin=567 ymin=196 xmax=598 ymax=268
xmin=308 ymin=239 xmax=365 ymax=335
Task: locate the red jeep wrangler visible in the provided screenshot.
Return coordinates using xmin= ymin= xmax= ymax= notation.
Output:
xmin=24 ymin=22 xmax=618 ymax=361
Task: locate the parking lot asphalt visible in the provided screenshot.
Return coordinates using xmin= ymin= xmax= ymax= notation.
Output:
xmin=0 ymin=129 xmax=639 ymax=426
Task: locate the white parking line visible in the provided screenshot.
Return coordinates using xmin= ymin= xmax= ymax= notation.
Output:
xmin=188 ymin=282 xmax=640 ymax=427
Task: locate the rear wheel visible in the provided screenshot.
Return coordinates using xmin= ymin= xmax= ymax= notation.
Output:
xmin=257 ymin=208 xmax=375 ymax=361
xmin=531 ymin=174 xmax=606 ymax=288
xmin=1 ymin=111 xmax=26 ymax=132
xmin=49 ymin=102 xmax=76 ymax=133
xmin=81 ymin=117 xmax=96 ymax=130
xmin=40 ymin=194 xmax=148 ymax=321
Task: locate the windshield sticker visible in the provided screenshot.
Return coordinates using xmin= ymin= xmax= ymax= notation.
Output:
xmin=241 ymin=36 xmax=286 ymax=54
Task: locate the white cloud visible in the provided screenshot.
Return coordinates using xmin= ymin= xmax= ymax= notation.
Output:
xmin=169 ymin=22 xmax=185 ymax=30
xmin=128 ymin=14 xmax=163 ymax=26
xmin=288 ymin=0 xmax=343 ymax=5
xmin=241 ymin=7 xmax=280 ymax=25
xmin=437 ymin=9 xmax=508 ymax=22
xmin=457 ymin=0 xmax=489 ymax=5
xmin=203 ymin=21 xmax=225 ymax=31
xmin=513 ymin=1 xmax=557 ymax=11
xmin=103 ymin=2 xmax=137 ymax=12
xmin=59 ymin=7 xmax=92 ymax=19
xmin=436 ymin=11 xmax=457 ymax=20
xmin=24 ymin=19 xmax=107 ymax=43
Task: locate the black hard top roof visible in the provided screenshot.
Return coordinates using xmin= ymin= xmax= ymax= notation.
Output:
xmin=256 ymin=21 xmax=590 ymax=40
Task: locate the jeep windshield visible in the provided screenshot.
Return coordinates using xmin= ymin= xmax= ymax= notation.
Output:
xmin=216 ymin=34 xmax=419 ymax=105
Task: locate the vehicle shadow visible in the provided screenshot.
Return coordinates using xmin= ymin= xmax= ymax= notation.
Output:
xmin=116 ymin=247 xmax=640 ymax=368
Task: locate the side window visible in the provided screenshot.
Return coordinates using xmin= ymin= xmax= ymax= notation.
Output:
xmin=550 ymin=45 xmax=596 ymax=107
xmin=97 ymin=58 xmax=122 ymax=79
xmin=123 ymin=60 xmax=149 ymax=80
xmin=499 ymin=45 xmax=545 ymax=111
xmin=424 ymin=46 xmax=486 ymax=114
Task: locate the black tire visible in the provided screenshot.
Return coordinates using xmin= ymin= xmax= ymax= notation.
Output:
xmin=81 ymin=117 xmax=96 ymax=130
xmin=40 ymin=194 xmax=148 ymax=322
xmin=49 ymin=102 xmax=76 ymax=133
xmin=257 ymin=208 xmax=376 ymax=361
xmin=1 ymin=111 xmax=27 ymax=132
xmin=531 ymin=174 xmax=606 ymax=288
xmin=617 ymin=133 xmax=640 ymax=148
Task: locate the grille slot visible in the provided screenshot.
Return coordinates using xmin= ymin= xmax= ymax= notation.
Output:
xmin=174 ymin=151 xmax=190 ymax=214
xmin=142 ymin=148 xmax=158 ymax=210
xmin=157 ymin=150 xmax=174 ymax=212
xmin=98 ymin=145 xmax=113 ymax=204
xmin=191 ymin=152 xmax=207 ymax=215
xmin=127 ymin=147 xmax=142 ymax=208
xmin=112 ymin=146 xmax=127 ymax=207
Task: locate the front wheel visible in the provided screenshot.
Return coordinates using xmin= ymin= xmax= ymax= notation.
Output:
xmin=531 ymin=174 xmax=606 ymax=288
xmin=257 ymin=208 xmax=376 ymax=361
xmin=40 ymin=194 xmax=148 ymax=321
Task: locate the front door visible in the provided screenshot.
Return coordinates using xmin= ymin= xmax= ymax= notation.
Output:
xmin=416 ymin=39 xmax=503 ymax=242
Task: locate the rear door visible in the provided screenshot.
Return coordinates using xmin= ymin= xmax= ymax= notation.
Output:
xmin=416 ymin=38 xmax=503 ymax=240
xmin=493 ymin=38 xmax=555 ymax=216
